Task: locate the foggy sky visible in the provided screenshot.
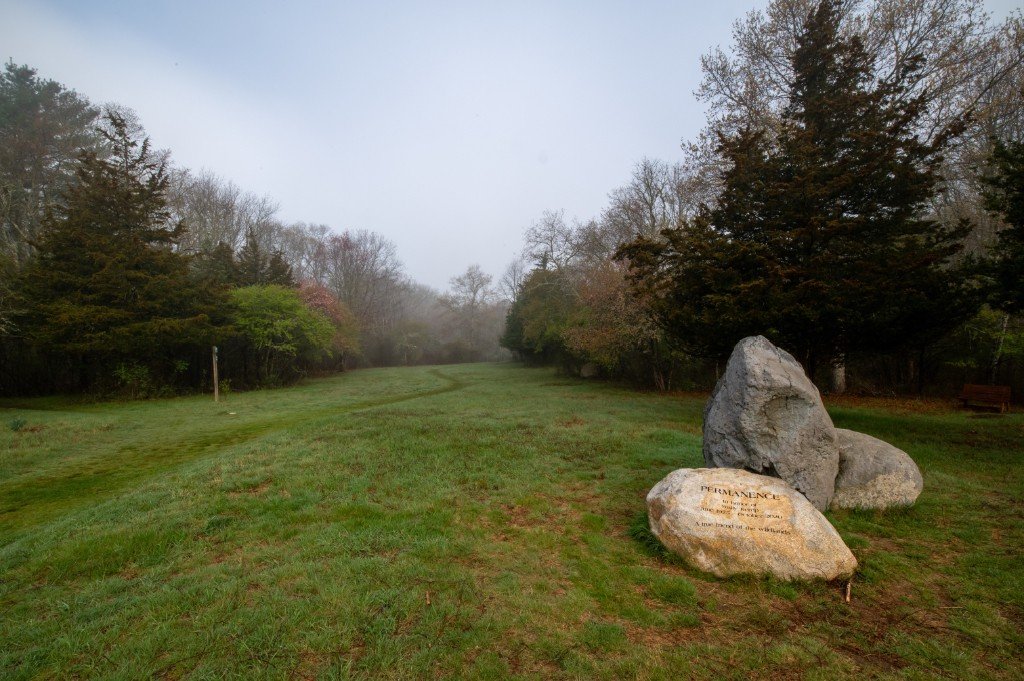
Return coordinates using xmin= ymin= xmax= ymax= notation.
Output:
xmin=1 ymin=0 xmax=1019 ymax=290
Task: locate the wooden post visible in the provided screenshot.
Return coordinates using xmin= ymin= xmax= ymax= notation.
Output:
xmin=212 ymin=345 xmax=219 ymax=402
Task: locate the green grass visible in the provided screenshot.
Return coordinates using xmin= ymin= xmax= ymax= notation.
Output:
xmin=1 ymin=363 xmax=1021 ymax=679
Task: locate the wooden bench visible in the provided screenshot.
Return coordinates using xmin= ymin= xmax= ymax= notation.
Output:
xmin=957 ymin=384 xmax=1012 ymax=413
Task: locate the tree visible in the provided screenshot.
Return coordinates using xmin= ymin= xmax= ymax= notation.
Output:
xmin=16 ymin=111 xmax=223 ymax=391
xmin=498 ymin=255 xmax=528 ymax=304
xmin=602 ymin=158 xmax=687 ymax=244
xmin=439 ymin=265 xmax=506 ymax=361
xmin=277 ymin=221 xmax=332 ymax=283
xmin=522 ymin=210 xmax=579 ymax=272
xmin=0 ymin=62 xmax=101 ymax=268
xmin=0 ymin=256 xmax=15 ymax=338
xmin=983 ymin=138 xmax=1024 ymax=313
xmin=693 ymin=0 xmax=1024 ymax=250
xmin=320 ymin=229 xmax=406 ymax=365
xmin=229 ymin=285 xmax=333 ymax=384
xmin=297 ymin=281 xmax=360 ymax=364
xmin=501 ymin=268 xmax=574 ymax=365
xmin=236 ymin=228 xmax=294 ymax=287
xmin=193 ymin=241 xmax=239 ymax=287
xmin=560 ymin=263 xmax=665 ymax=379
xmin=166 ymin=168 xmax=280 ymax=255
xmin=620 ymin=0 xmax=979 ymax=380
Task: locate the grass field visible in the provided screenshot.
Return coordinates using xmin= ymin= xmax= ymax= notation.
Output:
xmin=1 ymin=363 xmax=1021 ymax=679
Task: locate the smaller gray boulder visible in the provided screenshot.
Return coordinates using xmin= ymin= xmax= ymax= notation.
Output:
xmin=831 ymin=429 xmax=923 ymax=510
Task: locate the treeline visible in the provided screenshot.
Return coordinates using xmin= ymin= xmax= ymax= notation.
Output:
xmin=502 ymin=0 xmax=1024 ymax=396
xmin=0 ymin=63 xmax=507 ymax=397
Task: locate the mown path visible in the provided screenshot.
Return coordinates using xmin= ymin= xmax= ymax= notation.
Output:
xmin=0 ymin=368 xmax=466 ymax=536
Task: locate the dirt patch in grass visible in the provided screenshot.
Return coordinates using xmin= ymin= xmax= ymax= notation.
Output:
xmin=293 ymin=650 xmax=328 ymax=680
xmin=227 ymin=481 xmax=272 ymax=498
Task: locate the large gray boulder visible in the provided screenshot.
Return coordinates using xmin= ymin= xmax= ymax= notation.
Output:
xmin=647 ymin=468 xmax=857 ymax=581
xmin=703 ymin=336 xmax=840 ymax=511
xmin=831 ymin=429 xmax=924 ymax=509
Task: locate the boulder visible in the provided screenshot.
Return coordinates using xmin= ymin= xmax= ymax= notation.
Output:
xmin=831 ymin=429 xmax=923 ymax=509
xmin=703 ymin=336 xmax=840 ymax=511
xmin=647 ymin=468 xmax=857 ymax=581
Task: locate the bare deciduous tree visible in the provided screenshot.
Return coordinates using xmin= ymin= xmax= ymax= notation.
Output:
xmin=167 ymin=169 xmax=280 ymax=254
xmin=523 ymin=209 xmax=580 ymax=272
xmin=317 ymin=229 xmax=407 ymax=364
xmin=498 ymin=255 xmax=528 ymax=304
xmin=440 ymin=265 xmax=507 ymax=361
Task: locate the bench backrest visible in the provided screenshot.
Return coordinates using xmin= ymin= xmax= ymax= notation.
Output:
xmin=961 ymin=384 xmax=1012 ymax=400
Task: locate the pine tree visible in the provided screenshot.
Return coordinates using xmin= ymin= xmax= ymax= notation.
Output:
xmin=18 ymin=112 xmax=223 ymax=390
xmin=265 ymin=250 xmax=294 ymax=286
xmin=236 ymin=228 xmax=294 ymax=287
xmin=193 ymin=241 xmax=239 ymax=287
xmin=0 ymin=62 xmax=101 ymax=268
xmin=620 ymin=0 xmax=979 ymax=376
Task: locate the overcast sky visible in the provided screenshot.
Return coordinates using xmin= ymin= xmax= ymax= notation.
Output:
xmin=1 ymin=0 xmax=1019 ymax=290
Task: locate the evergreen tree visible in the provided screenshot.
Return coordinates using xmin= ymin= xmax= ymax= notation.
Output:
xmin=0 ymin=62 xmax=101 ymax=268
xmin=620 ymin=0 xmax=978 ymax=376
xmin=983 ymin=139 xmax=1024 ymax=314
xmin=499 ymin=268 xmax=573 ymax=365
xmin=265 ymin=250 xmax=294 ymax=286
xmin=17 ymin=112 xmax=223 ymax=391
xmin=193 ymin=241 xmax=239 ymax=287
xmin=236 ymin=228 xmax=294 ymax=287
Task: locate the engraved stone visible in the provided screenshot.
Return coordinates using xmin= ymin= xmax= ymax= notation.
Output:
xmin=702 ymin=335 xmax=840 ymax=511
xmin=647 ymin=467 xmax=857 ymax=581
xmin=831 ymin=428 xmax=924 ymax=509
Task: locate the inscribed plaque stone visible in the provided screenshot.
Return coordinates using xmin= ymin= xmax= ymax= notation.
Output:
xmin=647 ymin=468 xmax=857 ymax=581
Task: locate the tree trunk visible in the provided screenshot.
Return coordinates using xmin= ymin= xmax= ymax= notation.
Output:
xmin=831 ymin=359 xmax=847 ymax=394
xmin=990 ymin=314 xmax=1009 ymax=385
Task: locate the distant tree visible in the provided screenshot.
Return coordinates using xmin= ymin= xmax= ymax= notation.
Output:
xmin=192 ymin=241 xmax=239 ymax=287
xmin=17 ymin=111 xmax=222 ymax=391
xmin=321 ymin=229 xmax=406 ymax=365
xmin=983 ymin=138 xmax=1024 ymax=313
xmin=498 ymin=255 xmax=528 ymax=304
xmin=620 ymin=0 xmax=979 ymax=379
xmin=501 ymin=268 xmax=574 ymax=365
xmin=522 ymin=210 xmax=578 ymax=272
xmin=297 ymin=281 xmax=360 ymax=364
xmin=236 ymin=228 xmax=294 ymax=287
xmin=390 ymin=282 xmax=447 ymax=365
xmin=166 ymin=168 xmax=280 ymax=254
xmin=439 ymin=265 xmax=507 ymax=361
xmin=0 ymin=61 xmax=101 ymax=268
xmin=229 ymin=285 xmax=333 ymax=384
